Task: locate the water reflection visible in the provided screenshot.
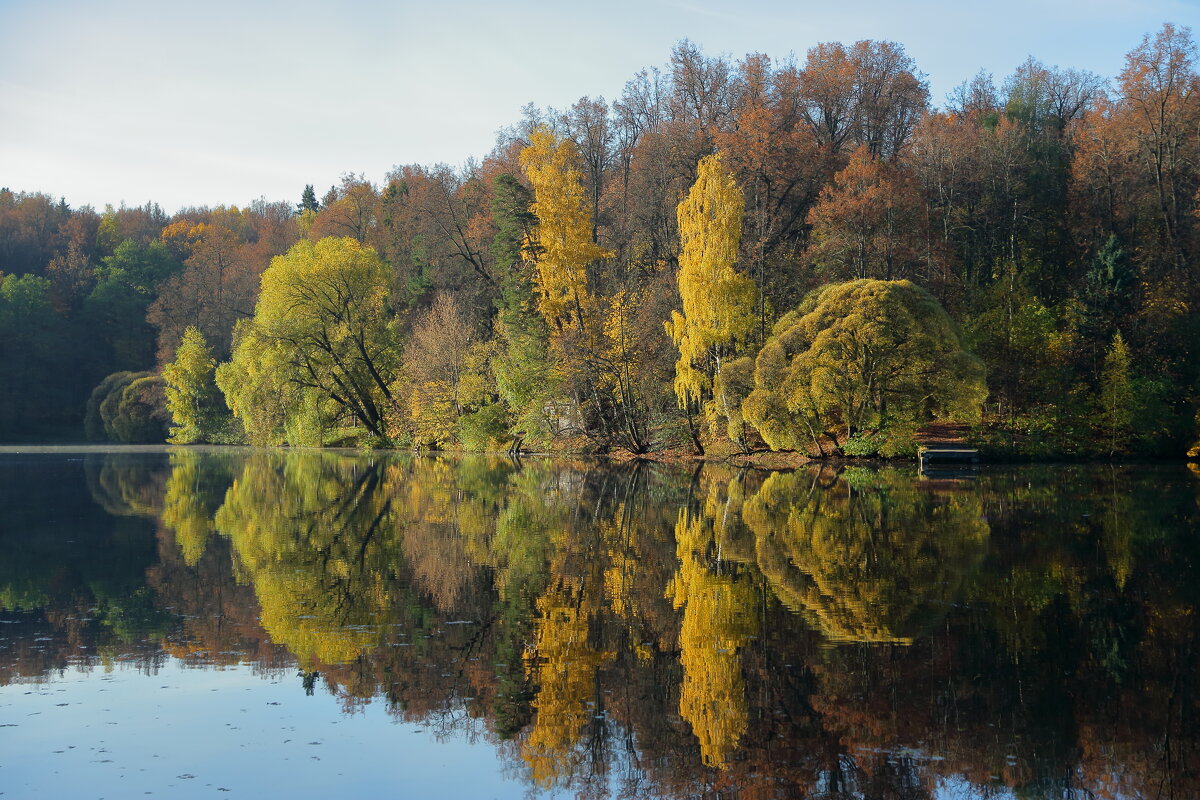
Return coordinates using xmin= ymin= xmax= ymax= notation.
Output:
xmin=745 ymin=466 xmax=989 ymax=644
xmin=2 ymin=450 xmax=1199 ymax=798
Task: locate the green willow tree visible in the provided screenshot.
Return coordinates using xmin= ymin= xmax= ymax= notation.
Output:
xmin=743 ymin=279 xmax=987 ymax=454
xmin=216 ymin=237 xmax=399 ymax=446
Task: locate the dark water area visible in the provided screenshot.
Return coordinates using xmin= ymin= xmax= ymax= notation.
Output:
xmin=1 ymin=448 xmax=1199 ymax=799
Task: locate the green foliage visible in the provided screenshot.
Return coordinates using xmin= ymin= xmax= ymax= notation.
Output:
xmin=110 ymin=375 xmax=169 ymax=443
xmin=1080 ymin=237 xmax=1136 ymax=344
xmin=710 ymin=356 xmax=755 ymax=450
xmin=212 ymin=452 xmax=398 ymax=666
xmin=215 ymin=323 xmax=288 ymax=446
xmin=83 ymin=239 xmax=181 ymax=369
xmin=162 ymin=326 xmax=225 ymax=444
xmin=0 ymin=273 xmax=81 ymax=440
xmin=458 ymin=403 xmax=511 ymax=452
xmin=745 ymin=280 xmax=987 ymax=454
xmin=744 ymin=466 xmax=990 ymax=644
xmin=839 ymin=424 xmax=918 ymax=458
xmin=841 ymin=432 xmax=886 ymax=457
xmin=95 ymin=239 xmax=179 ymax=294
xmin=879 ymin=422 xmax=919 ymax=457
xmin=86 ymin=371 xmax=136 ymax=441
xmin=298 ymin=184 xmax=320 ymax=214
xmin=86 ymin=370 xmax=169 ymax=443
xmin=490 ymin=173 xmax=555 ymax=450
xmin=217 ymin=237 xmax=399 ymax=446
xmin=963 ymin=266 xmax=1058 ymax=415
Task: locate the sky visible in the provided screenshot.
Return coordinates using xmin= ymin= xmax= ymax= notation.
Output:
xmin=1 ymin=0 xmax=1198 ymax=213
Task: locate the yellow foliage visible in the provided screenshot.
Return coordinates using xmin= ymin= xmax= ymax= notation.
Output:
xmin=217 ymin=237 xmax=398 ymax=445
xmin=744 ymin=279 xmax=988 ymax=451
xmin=665 ymin=478 xmax=757 ymax=769
xmin=520 ymin=127 xmax=612 ymax=329
xmin=213 ymin=452 xmax=393 ymax=667
xmin=522 ymin=584 xmax=614 ymax=786
xmin=743 ymin=468 xmax=989 ymax=644
xmin=666 ymin=152 xmax=756 ymax=410
xmin=160 ymin=451 xmax=215 ymax=566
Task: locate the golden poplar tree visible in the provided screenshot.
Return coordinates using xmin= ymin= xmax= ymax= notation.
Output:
xmin=666 ymin=152 xmax=756 ymax=412
xmin=519 ymin=127 xmax=611 ymax=330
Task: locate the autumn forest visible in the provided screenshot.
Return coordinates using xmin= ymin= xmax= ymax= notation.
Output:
xmin=3 ymin=24 xmax=1199 ymax=458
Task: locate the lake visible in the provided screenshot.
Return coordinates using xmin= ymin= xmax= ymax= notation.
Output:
xmin=1 ymin=448 xmax=1198 ymax=799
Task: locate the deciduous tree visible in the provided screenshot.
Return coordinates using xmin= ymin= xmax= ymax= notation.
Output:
xmin=216 ymin=237 xmax=398 ymax=445
xmin=519 ymin=127 xmax=611 ymax=330
xmin=744 ymin=279 xmax=987 ymax=452
xmin=665 ymin=152 xmax=756 ymax=423
xmin=162 ymin=326 xmax=224 ymax=444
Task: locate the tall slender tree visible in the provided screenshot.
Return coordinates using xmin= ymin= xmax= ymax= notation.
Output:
xmin=665 ymin=152 xmax=756 ymax=414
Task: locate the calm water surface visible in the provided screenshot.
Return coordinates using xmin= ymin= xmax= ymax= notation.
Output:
xmin=1 ymin=448 xmax=1198 ymax=799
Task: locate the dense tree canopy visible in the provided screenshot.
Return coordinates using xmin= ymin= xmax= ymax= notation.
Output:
xmin=744 ymin=280 xmax=987 ymax=453
xmin=217 ymin=237 xmax=398 ymax=445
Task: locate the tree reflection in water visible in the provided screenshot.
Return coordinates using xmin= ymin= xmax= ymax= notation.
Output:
xmin=3 ymin=451 xmax=1200 ymax=798
xmin=744 ymin=465 xmax=989 ymax=644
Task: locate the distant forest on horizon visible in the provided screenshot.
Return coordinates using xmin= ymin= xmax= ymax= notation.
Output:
xmin=2 ymin=23 xmax=1199 ymax=459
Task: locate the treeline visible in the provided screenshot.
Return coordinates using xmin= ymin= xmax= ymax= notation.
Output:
xmin=3 ymin=24 xmax=1199 ymax=456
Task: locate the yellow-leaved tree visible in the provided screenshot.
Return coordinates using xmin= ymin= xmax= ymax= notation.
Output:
xmin=742 ymin=279 xmax=987 ymax=455
xmin=666 ymin=153 xmax=757 ymax=446
xmin=743 ymin=467 xmax=989 ymax=644
xmin=215 ymin=237 xmax=399 ymax=446
xmin=519 ymin=127 xmax=612 ymax=332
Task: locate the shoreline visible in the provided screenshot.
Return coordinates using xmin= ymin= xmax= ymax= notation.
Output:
xmin=3 ymin=442 xmax=1194 ymax=471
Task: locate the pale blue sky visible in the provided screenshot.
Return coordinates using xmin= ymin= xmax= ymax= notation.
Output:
xmin=1 ymin=0 xmax=1197 ymax=213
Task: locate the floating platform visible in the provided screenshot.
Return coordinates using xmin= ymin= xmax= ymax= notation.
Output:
xmin=918 ymin=447 xmax=980 ymax=466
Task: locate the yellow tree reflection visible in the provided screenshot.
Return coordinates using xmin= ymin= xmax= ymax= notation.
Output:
xmin=522 ymin=582 xmax=614 ymax=786
xmin=213 ymin=452 xmax=394 ymax=667
xmin=666 ymin=475 xmax=758 ymax=768
xmin=744 ymin=466 xmax=989 ymax=644
xmin=159 ymin=450 xmax=242 ymax=566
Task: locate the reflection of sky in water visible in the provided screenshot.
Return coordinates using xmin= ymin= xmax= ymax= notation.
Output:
xmin=0 ymin=660 xmax=564 ymax=799
xmin=2 ymin=451 xmax=1197 ymax=799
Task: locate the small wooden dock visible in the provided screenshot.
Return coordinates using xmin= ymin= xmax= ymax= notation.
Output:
xmin=918 ymin=446 xmax=980 ymax=465
xmin=915 ymin=423 xmax=980 ymax=474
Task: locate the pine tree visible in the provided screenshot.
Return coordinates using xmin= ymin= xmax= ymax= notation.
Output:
xmin=298 ymin=184 xmax=320 ymax=214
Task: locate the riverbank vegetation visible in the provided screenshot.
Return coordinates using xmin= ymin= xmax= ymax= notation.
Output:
xmin=3 ymin=24 xmax=1199 ymax=458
